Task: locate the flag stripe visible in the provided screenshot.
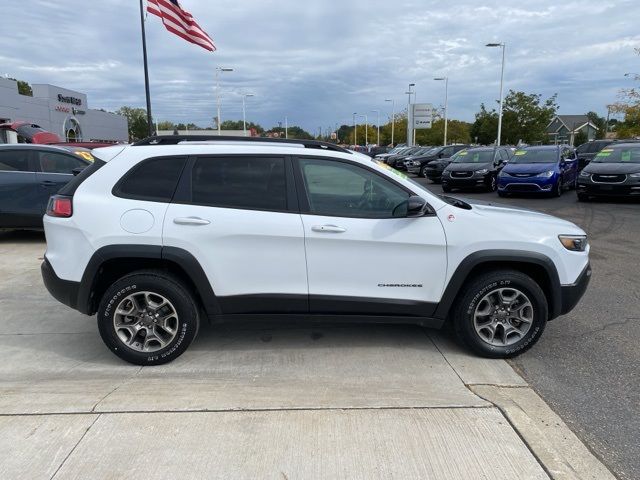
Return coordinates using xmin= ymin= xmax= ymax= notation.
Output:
xmin=146 ymin=0 xmax=215 ymax=51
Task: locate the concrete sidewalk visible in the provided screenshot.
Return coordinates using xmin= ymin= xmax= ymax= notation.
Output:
xmin=0 ymin=234 xmax=615 ymax=479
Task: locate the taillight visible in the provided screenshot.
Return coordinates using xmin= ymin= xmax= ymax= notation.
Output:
xmin=46 ymin=195 xmax=73 ymax=218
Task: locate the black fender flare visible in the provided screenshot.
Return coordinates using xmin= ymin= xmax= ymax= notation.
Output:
xmin=77 ymin=245 xmax=220 ymax=316
xmin=434 ymin=250 xmax=561 ymax=320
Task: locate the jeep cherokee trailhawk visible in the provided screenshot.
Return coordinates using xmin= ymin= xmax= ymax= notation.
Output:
xmin=41 ymin=136 xmax=591 ymax=365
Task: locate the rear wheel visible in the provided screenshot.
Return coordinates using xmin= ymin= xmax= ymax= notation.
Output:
xmin=419 ymin=165 xmax=427 ymax=178
xmin=97 ymin=270 xmax=200 ymax=365
xmin=452 ymin=270 xmax=547 ymax=358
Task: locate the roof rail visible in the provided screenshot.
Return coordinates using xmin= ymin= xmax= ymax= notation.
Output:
xmin=132 ymin=135 xmax=352 ymax=153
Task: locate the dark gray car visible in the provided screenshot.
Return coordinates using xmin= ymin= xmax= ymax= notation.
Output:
xmin=0 ymin=144 xmax=90 ymax=228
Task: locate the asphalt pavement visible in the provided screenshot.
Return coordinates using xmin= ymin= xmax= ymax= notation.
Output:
xmin=417 ymin=178 xmax=640 ymax=480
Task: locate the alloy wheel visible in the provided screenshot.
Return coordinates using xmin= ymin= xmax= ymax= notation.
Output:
xmin=113 ymin=291 xmax=179 ymax=353
xmin=473 ymin=287 xmax=533 ymax=346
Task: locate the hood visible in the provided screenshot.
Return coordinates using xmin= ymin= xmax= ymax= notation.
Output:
xmin=583 ymin=162 xmax=640 ymax=174
xmin=446 ymin=161 xmax=492 ymax=172
xmin=502 ymin=162 xmax=557 ymax=174
xmin=469 ymin=201 xmax=582 ymax=232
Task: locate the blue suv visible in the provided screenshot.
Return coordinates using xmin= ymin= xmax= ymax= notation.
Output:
xmin=497 ymin=145 xmax=578 ymax=197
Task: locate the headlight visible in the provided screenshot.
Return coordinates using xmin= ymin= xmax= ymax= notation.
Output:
xmin=443 ymin=170 xmax=450 ymax=176
xmin=558 ymin=235 xmax=588 ymax=252
xmin=630 ymin=173 xmax=640 ymax=178
xmin=537 ymin=170 xmax=555 ymax=178
xmin=579 ymin=171 xmax=591 ymax=177
xmin=476 ymin=169 xmax=488 ymax=174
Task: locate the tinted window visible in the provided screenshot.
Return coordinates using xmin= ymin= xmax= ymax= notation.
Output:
xmin=191 ymin=156 xmax=286 ymax=211
xmin=452 ymin=149 xmax=494 ymax=163
xmin=592 ymin=146 xmax=640 ymax=164
xmin=510 ymin=149 xmax=558 ymax=164
xmin=59 ymin=159 xmax=105 ymax=196
xmin=299 ymin=158 xmax=409 ymax=218
xmin=116 ymin=156 xmax=187 ymax=202
xmin=499 ymin=149 xmax=510 ymax=161
xmin=38 ymin=151 xmax=87 ymax=174
xmin=0 ymin=149 xmax=32 ymax=172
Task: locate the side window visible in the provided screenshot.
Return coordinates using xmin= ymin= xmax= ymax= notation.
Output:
xmin=499 ymin=149 xmax=510 ymax=161
xmin=441 ymin=147 xmax=454 ymax=157
xmin=190 ymin=156 xmax=286 ymax=211
xmin=115 ymin=156 xmax=187 ymax=202
xmin=0 ymin=150 xmax=33 ymax=172
xmin=38 ymin=151 xmax=86 ymax=174
xmin=299 ymin=158 xmax=409 ymax=218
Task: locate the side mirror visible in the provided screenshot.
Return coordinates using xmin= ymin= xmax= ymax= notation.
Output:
xmin=72 ymin=167 xmax=85 ymax=176
xmin=392 ymin=195 xmax=429 ymax=218
xmin=438 ymin=152 xmax=444 ymax=158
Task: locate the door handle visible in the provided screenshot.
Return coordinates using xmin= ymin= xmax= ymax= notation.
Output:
xmin=311 ymin=224 xmax=346 ymax=233
xmin=173 ymin=217 xmax=211 ymax=226
xmin=40 ymin=181 xmax=56 ymax=187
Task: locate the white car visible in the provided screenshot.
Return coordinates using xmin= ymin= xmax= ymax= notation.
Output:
xmin=41 ymin=136 xmax=591 ymax=365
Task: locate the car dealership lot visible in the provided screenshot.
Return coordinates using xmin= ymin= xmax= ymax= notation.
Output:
xmin=0 ymin=182 xmax=634 ymax=478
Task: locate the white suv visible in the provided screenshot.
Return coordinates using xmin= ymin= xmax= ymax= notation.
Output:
xmin=41 ymin=136 xmax=591 ymax=365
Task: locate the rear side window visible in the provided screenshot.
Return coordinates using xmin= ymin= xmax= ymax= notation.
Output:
xmin=190 ymin=156 xmax=286 ymax=211
xmin=0 ymin=150 xmax=33 ymax=172
xmin=58 ymin=159 xmax=106 ymax=196
xmin=37 ymin=151 xmax=87 ymax=174
xmin=114 ymin=156 xmax=187 ymax=202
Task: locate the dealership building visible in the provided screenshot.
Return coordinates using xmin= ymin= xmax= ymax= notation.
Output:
xmin=0 ymin=77 xmax=128 ymax=142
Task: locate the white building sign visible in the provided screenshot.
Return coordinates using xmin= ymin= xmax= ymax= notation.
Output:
xmin=412 ymin=103 xmax=434 ymax=129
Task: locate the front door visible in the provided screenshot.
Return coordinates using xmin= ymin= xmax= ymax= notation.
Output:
xmin=0 ymin=148 xmax=40 ymax=227
xmin=295 ymin=157 xmax=447 ymax=317
xmin=163 ymin=155 xmax=308 ymax=314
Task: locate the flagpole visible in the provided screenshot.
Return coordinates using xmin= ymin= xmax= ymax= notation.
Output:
xmin=139 ymin=0 xmax=154 ymax=137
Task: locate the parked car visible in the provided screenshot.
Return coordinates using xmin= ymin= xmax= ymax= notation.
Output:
xmin=385 ymin=146 xmax=424 ymax=168
xmin=0 ymin=144 xmax=90 ymax=228
xmin=393 ymin=146 xmax=433 ymax=171
xmin=576 ymin=142 xmax=640 ymax=201
xmin=373 ymin=146 xmax=405 ymax=162
xmin=497 ymin=145 xmax=578 ymax=197
xmin=575 ymin=140 xmax=616 ymax=171
xmin=441 ymin=146 xmax=511 ymax=192
xmin=406 ymin=145 xmax=470 ymax=177
xmin=41 ymin=135 xmax=590 ymax=365
xmin=423 ymin=148 xmax=467 ymax=183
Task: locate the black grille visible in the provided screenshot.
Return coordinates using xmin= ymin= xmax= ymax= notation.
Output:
xmin=592 ymin=174 xmax=626 ymax=183
xmin=505 ymin=184 xmax=540 ymax=192
xmin=451 ymin=171 xmax=473 ymax=178
xmin=511 ymin=172 xmax=536 ymax=178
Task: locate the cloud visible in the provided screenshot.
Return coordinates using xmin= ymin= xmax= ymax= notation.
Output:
xmin=1 ymin=0 xmax=638 ymax=130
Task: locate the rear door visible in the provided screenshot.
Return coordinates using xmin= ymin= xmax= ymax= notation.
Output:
xmin=0 ymin=148 xmax=40 ymax=227
xmin=163 ymin=155 xmax=308 ymax=314
xmin=35 ymin=150 xmax=89 ymax=214
xmin=561 ymin=147 xmax=578 ymax=186
xmin=294 ymin=156 xmax=447 ymax=316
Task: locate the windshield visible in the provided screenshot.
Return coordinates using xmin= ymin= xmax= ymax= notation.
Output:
xmin=592 ymin=146 xmax=640 ymax=163
xmin=452 ymin=149 xmax=494 ymax=163
xmin=510 ymin=149 xmax=558 ymax=164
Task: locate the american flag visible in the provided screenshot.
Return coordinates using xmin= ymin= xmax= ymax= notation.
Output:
xmin=147 ymin=0 xmax=216 ymax=52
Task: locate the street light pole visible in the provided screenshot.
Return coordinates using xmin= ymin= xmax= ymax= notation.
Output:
xmin=285 ymin=116 xmax=288 ymax=139
xmin=242 ymin=93 xmax=254 ymax=137
xmin=406 ymin=83 xmax=415 ymax=146
xmin=385 ymin=99 xmax=395 ymax=146
xmin=371 ymin=110 xmax=380 ymax=145
xmin=353 ymin=112 xmax=357 ymax=147
xmin=215 ymin=66 xmax=233 ymax=135
xmin=486 ymin=43 xmax=505 ymax=146
xmin=434 ymin=77 xmax=449 ymax=146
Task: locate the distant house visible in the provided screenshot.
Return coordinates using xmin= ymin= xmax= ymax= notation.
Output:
xmin=546 ymin=115 xmax=598 ymax=145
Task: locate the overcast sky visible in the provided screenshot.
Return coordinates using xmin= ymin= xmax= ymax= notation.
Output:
xmin=2 ymin=0 xmax=639 ymax=131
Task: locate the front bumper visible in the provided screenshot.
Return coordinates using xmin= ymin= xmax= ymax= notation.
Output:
xmin=41 ymin=258 xmax=80 ymax=311
xmin=559 ymin=263 xmax=591 ymax=316
xmin=498 ymin=175 xmax=555 ymax=193
xmin=442 ymin=173 xmax=492 ymax=188
xmin=577 ymin=180 xmax=640 ymax=196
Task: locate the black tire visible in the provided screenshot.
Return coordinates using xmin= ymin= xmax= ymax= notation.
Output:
xmin=497 ymin=191 xmax=508 ymax=197
xmin=487 ymin=175 xmax=497 ymax=192
xmin=451 ymin=270 xmax=548 ymax=358
xmin=553 ymin=180 xmax=562 ymax=197
xmin=418 ymin=165 xmax=427 ymax=178
xmin=442 ymin=185 xmax=452 ymax=193
xmin=577 ymin=192 xmax=590 ymax=202
xmin=97 ymin=270 xmax=200 ymax=366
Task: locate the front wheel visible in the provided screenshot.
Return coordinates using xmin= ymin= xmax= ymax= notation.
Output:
xmin=442 ymin=185 xmax=452 ymax=193
xmin=419 ymin=165 xmax=427 ymax=178
xmin=487 ymin=175 xmax=497 ymax=192
xmin=577 ymin=192 xmax=590 ymax=202
xmin=452 ymin=270 xmax=548 ymax=358
xmin=553 ymin=180 xmax=562 ymax=197
xmin=97 ymin=270 xmax=200 ymax=365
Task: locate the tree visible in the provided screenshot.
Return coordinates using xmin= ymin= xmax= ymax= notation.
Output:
xmin=609 ymin=51 xmax=640 ymax=138
xmin=586 ymin=111 xmax=607 ymax=139
xmin=470 ymin=104 xmax=499 ymax=145
xmin=8 ymin=78 xmax=32 ymax=96
xmin=219 ymin=120 xmax=264 ymax=134
xmin=415 ymin=119 xmax=471 ymax=145
xmin=573 ymin=130 xmax=588 ymax=147
xmin=157 ymin=120 xmax=175 ymax=131
xmin=116 ymin=106 xmax=150 ymax=141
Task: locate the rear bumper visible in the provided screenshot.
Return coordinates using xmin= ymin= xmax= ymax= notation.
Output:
xmin=559 ymin=263 xmax=591 ymax=316
xmin=41 ymin=258 xmax=80 ymax=311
